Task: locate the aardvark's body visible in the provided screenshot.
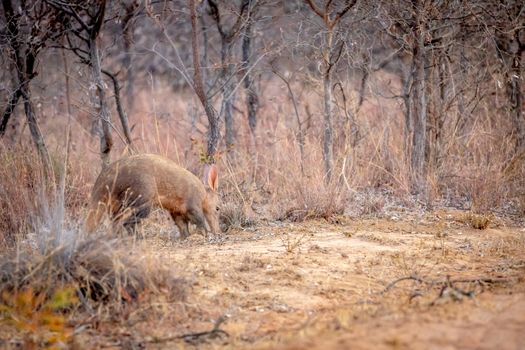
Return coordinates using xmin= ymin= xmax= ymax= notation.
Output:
xmin=86 ymin=154 xmax=220 ymax=238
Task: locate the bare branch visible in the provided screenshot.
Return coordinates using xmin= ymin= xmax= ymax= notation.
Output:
xmin=330 ymin=0 xmax=357 ymax=27
xmin=208 ymin=0 xmax=250 ymax=42
xmin=45 ymin=0 xmax=90 ymax=32
xmin=102 ymin=70 xmax=134 ymax=151
xmin=89 ymin=0 xmax=106 ymax=40
xmin=305 ymin=0 xmax=325 ymax=19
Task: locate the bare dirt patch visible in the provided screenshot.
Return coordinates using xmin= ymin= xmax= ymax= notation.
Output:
xmin=72 ymin=212 xmax=525 ymax=348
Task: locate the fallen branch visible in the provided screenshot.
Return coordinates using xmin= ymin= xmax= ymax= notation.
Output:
xmin=148 ymin=316 xmax=229 ymax=345
xmin=382 ymin=275 xmax=511 ymax=294
xmin=381 ymin=274 xmax=512 ymax=304
xmin=429 ymin=277 xmax=476 ymax=306
xmin=382 ymin=274 xmax=426 ymax=293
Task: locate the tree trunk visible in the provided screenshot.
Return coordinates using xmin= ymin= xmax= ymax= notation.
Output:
xmin=103 ymin=70 xmax=134 ymax=151
xmin=495 ymin=24 xmax=524 ymax=153
xmin=357 ymin=53 xmax=370 ymax=113
xmin=220 ymin=42 xmax=236 ymax=151
xmin=322 ymin=29 xmax=335 ymax=181
xmin=0 ymin=89 xmax=22 ymax=136
xmin=222 ymin=87 xmax=236 ymax=151
xmin=435 ymin=52 xmax=447 ymax=168
xmin=427 ymin=49 xmax=446 ymax=172
xmin=509 ymin=37 xmax=523 ymax=152
xmin=21 ymin=88 xmax=52 ymax=178
xmin=1 ymin=0 xmax=52 ymax=177
xmin=410 ymin=5 xmax=427 ymax=191
xmin=242 ymin=8 xmax=259 ymax=138
xmin=0 ymin=0 xmax=21 ymax=138
xmin=402 ymin=72 xmax=413 ymax=164
xmin=89 ymin=36 xmax=113 ymax=167
xmin=121 ymin=1 xmax=137 ymax=113
xmin=123 ymin=28 xmax=134 ymax=113
xmin=198 ymin=3 xmax=211 ymax=91
xmin=189 ymin=0 xmax=220 ymax=163
xmin=456 ymin=51 xmax=467 ymax=137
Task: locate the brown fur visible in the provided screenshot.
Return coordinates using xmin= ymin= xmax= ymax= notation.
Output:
xmin=85 ymin=154 xmax=220 ymax=238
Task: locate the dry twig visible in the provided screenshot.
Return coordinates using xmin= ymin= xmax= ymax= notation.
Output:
xmin=148 ymin=315 xmax=229 ymax=345
xmin=382 ymin=274 xmax=512 ymax=305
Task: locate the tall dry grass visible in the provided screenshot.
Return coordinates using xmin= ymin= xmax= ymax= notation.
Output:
xmin=2 ymin=73 xmax=524 ymax=243
xmin=0 ymin=146 xmax=41 ymax=245
xmin=0 ymin=145 xmax=92 ymax=246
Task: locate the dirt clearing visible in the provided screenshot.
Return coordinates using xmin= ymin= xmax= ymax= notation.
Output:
xmin=72 ymin=211 xmax=525 ymax=349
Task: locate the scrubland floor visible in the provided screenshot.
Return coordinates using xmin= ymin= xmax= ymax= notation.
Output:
xmin=79 ymin=210 xmax=525 ymax=349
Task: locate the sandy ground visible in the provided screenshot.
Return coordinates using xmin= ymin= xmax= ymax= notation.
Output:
xmin=5 ymin=209 xmax=518 ymax=349
xmin=70 ymin=209 xmax=524 ymax=350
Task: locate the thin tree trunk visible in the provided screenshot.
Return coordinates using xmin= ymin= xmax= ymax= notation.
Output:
xmin=222 ymin=87 xmax=236 ymax=151
xmin=123 ymin=31 xmax=134 ymax=113
xmin=57 ymin=47 xmax=73 ymax=235
xmin=220 ymin=42 xmax=236 ymax=151
xmin=2 ymin=0 xmax=52 ymax=178
xmin=304 ymin=0 xmax=357 ymax=181
xmin=103 ymin=70 xmax=134 ymax=151
xmin=85 ymin=0 xmax=112 ymax=167
xmin=426 ymin=50 xmax=437 ymax=171
xmin=242 ymin=6 xmax=259 ymax=137
xmin=509 ymin=38 xmax=523 ymax=152
xmin=357 ymin=54 xmax=370 ymax=113
xmin=322 ymin=29 xmax=335 ymax=181
xmin=0 ymin=0 xmax=22 ymax=137
xmin=121 ymin=1 xmax=137 ymax=113
xmin=434 ymin=52 xmax=447 ymax=169
xmin=0 ymin=89 xmax=22 ymax=136
xmin=410 ymin=5 xmax=427 ymax=190
xmin=402 ymin=72 xmax=413 ymax=163
xmin=189 ymin=0 xmax=220 ymax=163
xmin=21 ymin=88 xmax=52 ymax=178
xmin=207 ymin=0 xmax=250 ymax=156
xmin=89 ymin=37 xmax=113 ymax=167
xmin=456 ymin=51 xmax=467 ymax=136
xmin=198 ymin=3 xmax=211 ymax=91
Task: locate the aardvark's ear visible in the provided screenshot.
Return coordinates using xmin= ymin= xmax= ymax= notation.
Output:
xmin=204 ymin=164 xmax=219 ymax=191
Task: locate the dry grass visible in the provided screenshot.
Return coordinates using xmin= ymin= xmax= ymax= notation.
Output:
xmin=461 ymin=212 xmax=493 ymax=230
xmin=0 ymin=229 xmax=186 ymax=348
xmin=0 ymin=145 xmax=91 ymax=247
xmin=4 ymin=76 xmax=523 ymax=229
xmin=0 ymin=146 xmax=44 ymax=245
xmin=0 ymin=234 xmax=185 ymax=306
